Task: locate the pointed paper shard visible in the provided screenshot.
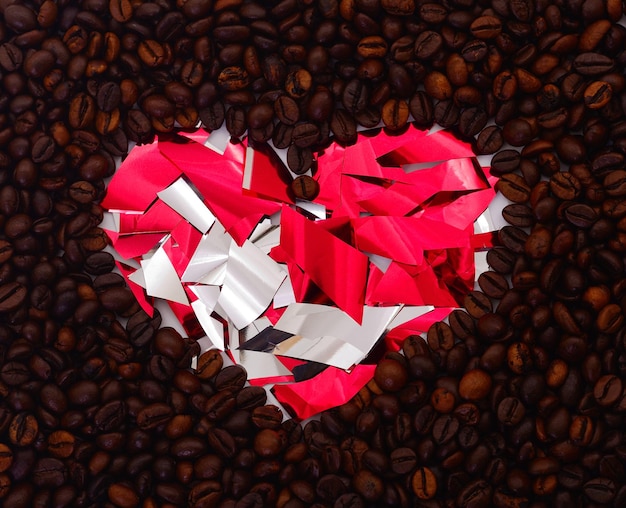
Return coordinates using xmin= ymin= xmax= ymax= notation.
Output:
xmin=217 ymin=239 xmax=286 ymax=330
xmin=157 ymin=177 xmax=216 ymax=233
xmin=141 ymin=243 xmax=189 ymax=305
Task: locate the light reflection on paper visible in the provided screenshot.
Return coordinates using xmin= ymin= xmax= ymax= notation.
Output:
xmin=217 ymin=240 xmax=286 ymax=330
xmin=274 ymin=335 xmax=363 ymax=370
xmin=181 ymin=223 xmax=230 ymax=283
xmin=157 ymin=178 xmax=216 ymax=234
xmin=270 ymin=303 xmax=401 ymax=365
xmin=141 ymin=244 xmax=189 ymax=305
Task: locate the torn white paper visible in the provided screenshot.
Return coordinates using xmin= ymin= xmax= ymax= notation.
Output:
xmin=157 ymin=178 xmax=216 ymax=233
xmin=181 ymin=223 xmax=231 ymax=283
xmin=217 ymin=240 xmax=286 ymax=330
xmin=142 ymin=244 xmax=188 ymax=305
xmin=191 ymin=300 xmax=225 ymax=350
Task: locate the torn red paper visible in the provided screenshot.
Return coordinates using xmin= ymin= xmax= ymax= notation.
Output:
xmin=273 ymin=364 xmax=376 ymax=420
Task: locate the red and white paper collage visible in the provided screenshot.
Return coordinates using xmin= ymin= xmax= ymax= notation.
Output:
xmin=102 ymin=125 xmax=499 ymax=419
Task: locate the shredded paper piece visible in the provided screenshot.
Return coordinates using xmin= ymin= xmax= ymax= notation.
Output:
xmin=102 ymin=125 xmax=499 ymax=419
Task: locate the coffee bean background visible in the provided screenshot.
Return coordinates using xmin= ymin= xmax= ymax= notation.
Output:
xmin=2 ymin=0 xmax=626 ymax=506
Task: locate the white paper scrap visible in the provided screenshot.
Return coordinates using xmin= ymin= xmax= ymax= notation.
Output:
xmin=295 ymin=200 xmax=326 ymax=220
xmin=274 ymin=303 xmax=401 ymax=357
xmin=127 ymin=267 xmax=147 ymax=289
xmin=217 ymin=240 xmax=287 ymax=330
xmin=101 ymin=212 xmax=120 ymax=233
xmin=191 ymin=300 xmax=225 ymax=350
xmin=157 ymin=178 xmax=216 ymax=233
xmin=205 ymin=125 xmax=230 ymax=155
xmin=273 ymin=274 xmax=296 ymax=309
xmin=189 ymin=285 xmax=221 ymax=314
xmin=141 ymin=245 xmax=188 ymax=305
xmin=181 ymin=223 xmax=231 ymax=282
xmin=274 ymin=335 xmax=363 ymax=370
xmin=229 ymin=349 xmax=292 ymax=380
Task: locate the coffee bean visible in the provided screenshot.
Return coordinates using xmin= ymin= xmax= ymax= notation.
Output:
xmin=584 ymin=478 xmax=616 ymax=504
xmin=291 ymin=175 xmax=320 ymax=201
xmin=573 ymin=52 xmax=614 ymax=75
xmin=0 ymin=283 xmax=27 ymax=312
xmin=411 ymin=466 xmax=437 ymax=499
xmin=9 ymin=413 xmax=38 ymax=446
xmin=381 ymin=98 xmax=409 ymax=131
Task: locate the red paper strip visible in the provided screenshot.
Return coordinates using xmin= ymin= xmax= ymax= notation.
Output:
xmin=280 ymin=206 xmax=368 ymax=323
xmin=353 ymin=216 xmax=470 ymax=265
xmin=378 ymin=129 xmax=475 ymax=166
xmin=118 ymin=200 xmax=183 ymax=235
xmin=273 ymin=364 xmax=376 ymax=420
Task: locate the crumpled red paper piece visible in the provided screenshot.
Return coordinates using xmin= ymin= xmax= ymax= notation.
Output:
xmin=272 ymin=364 xmax=376 ymax=420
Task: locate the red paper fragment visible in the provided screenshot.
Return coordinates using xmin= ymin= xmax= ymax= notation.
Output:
xmin=112 ymin=233 xmax=165 ymax=260
xmin=243 ymin=143 xmax=294 ymax=204
xmin=280 ymin=206 xmax=368 ymax=323
xmin=384 ymin=307 xmax=454 ymax=351
xmin=378 ymin=129 xmax=475 ymax=166
xmin=273 ymin=364 xmax=376 ymax=420
xmin=102 ymin=142 xmax=181 ymax=211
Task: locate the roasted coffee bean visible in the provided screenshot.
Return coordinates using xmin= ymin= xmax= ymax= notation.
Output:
xmin=291 ymin=175 xmax=320 ymax=201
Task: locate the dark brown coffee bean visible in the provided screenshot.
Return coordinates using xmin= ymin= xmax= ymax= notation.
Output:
xmin=32 ymin=457 xmax=66 ymax=488
xmin=564 ymin=203 xmax=598 ymax=228
xmin=251 ymin=405 xmax=283 ymax=429
xmin=502 ymin=204 xmax=534 ymax=227
xmin=290 ymin=123 xmax=319 ymax=148
xmin=573 ymin=52 xmax=614 ymax=75
xmin=475 ymin=126 xmax=503 ymax=155
xmin=195 ymin=350 xmax=223 ymax=381
xmin=477 ymin=271 xmax=509 ymax=299
xmin=411 ymin=466 xmax=437 ymax=499
xmin=584 ymin=478 xmax=616 ymax=504
xmin=4 ymin=5 xmax=38 ymax=33
xmin=272 ymin=95 xmax=299 ymax=126
xmin=381 ymin=98 xmax=409 ymax=131
xmin=342 ymin=79 xmax=368 ymax=114
xmin=136 ymin=402 xmax=172 ymax=430
xmin=491 ymin=149 xmax=521 ymax=175
xmin=287 ymin=145 xmax=313 ymax=175
xmin=9 ymin=413 xmax=38 ymax=446
xmin=331 ymin=109 xmax=357 ymax=145
xmin=593 ymin=375 xmax=622 ymax=406
xmin=0 ymin=283 xmax=27 ymax=312
xmin=215 ymin=365 xmax=247 ymax=392
xmin=0 ymin=43 xmax=23 ymax=71
xmin=291 ymin=175 xmax=320 ymax=201
xmin=497 ymin=397 xmax=525 ymax=426
xmin=458 ymin=107 xmax=488 ymax=138
xmin=550 ymin=172 xmax=581 ymax=200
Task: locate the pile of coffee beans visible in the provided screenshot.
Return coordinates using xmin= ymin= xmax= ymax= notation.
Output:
xmin=2 ymin=0 xmax=626 ymax=506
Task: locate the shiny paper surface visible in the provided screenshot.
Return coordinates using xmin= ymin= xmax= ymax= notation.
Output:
xmin=103 ymin=124 xmax=498 ymax=419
